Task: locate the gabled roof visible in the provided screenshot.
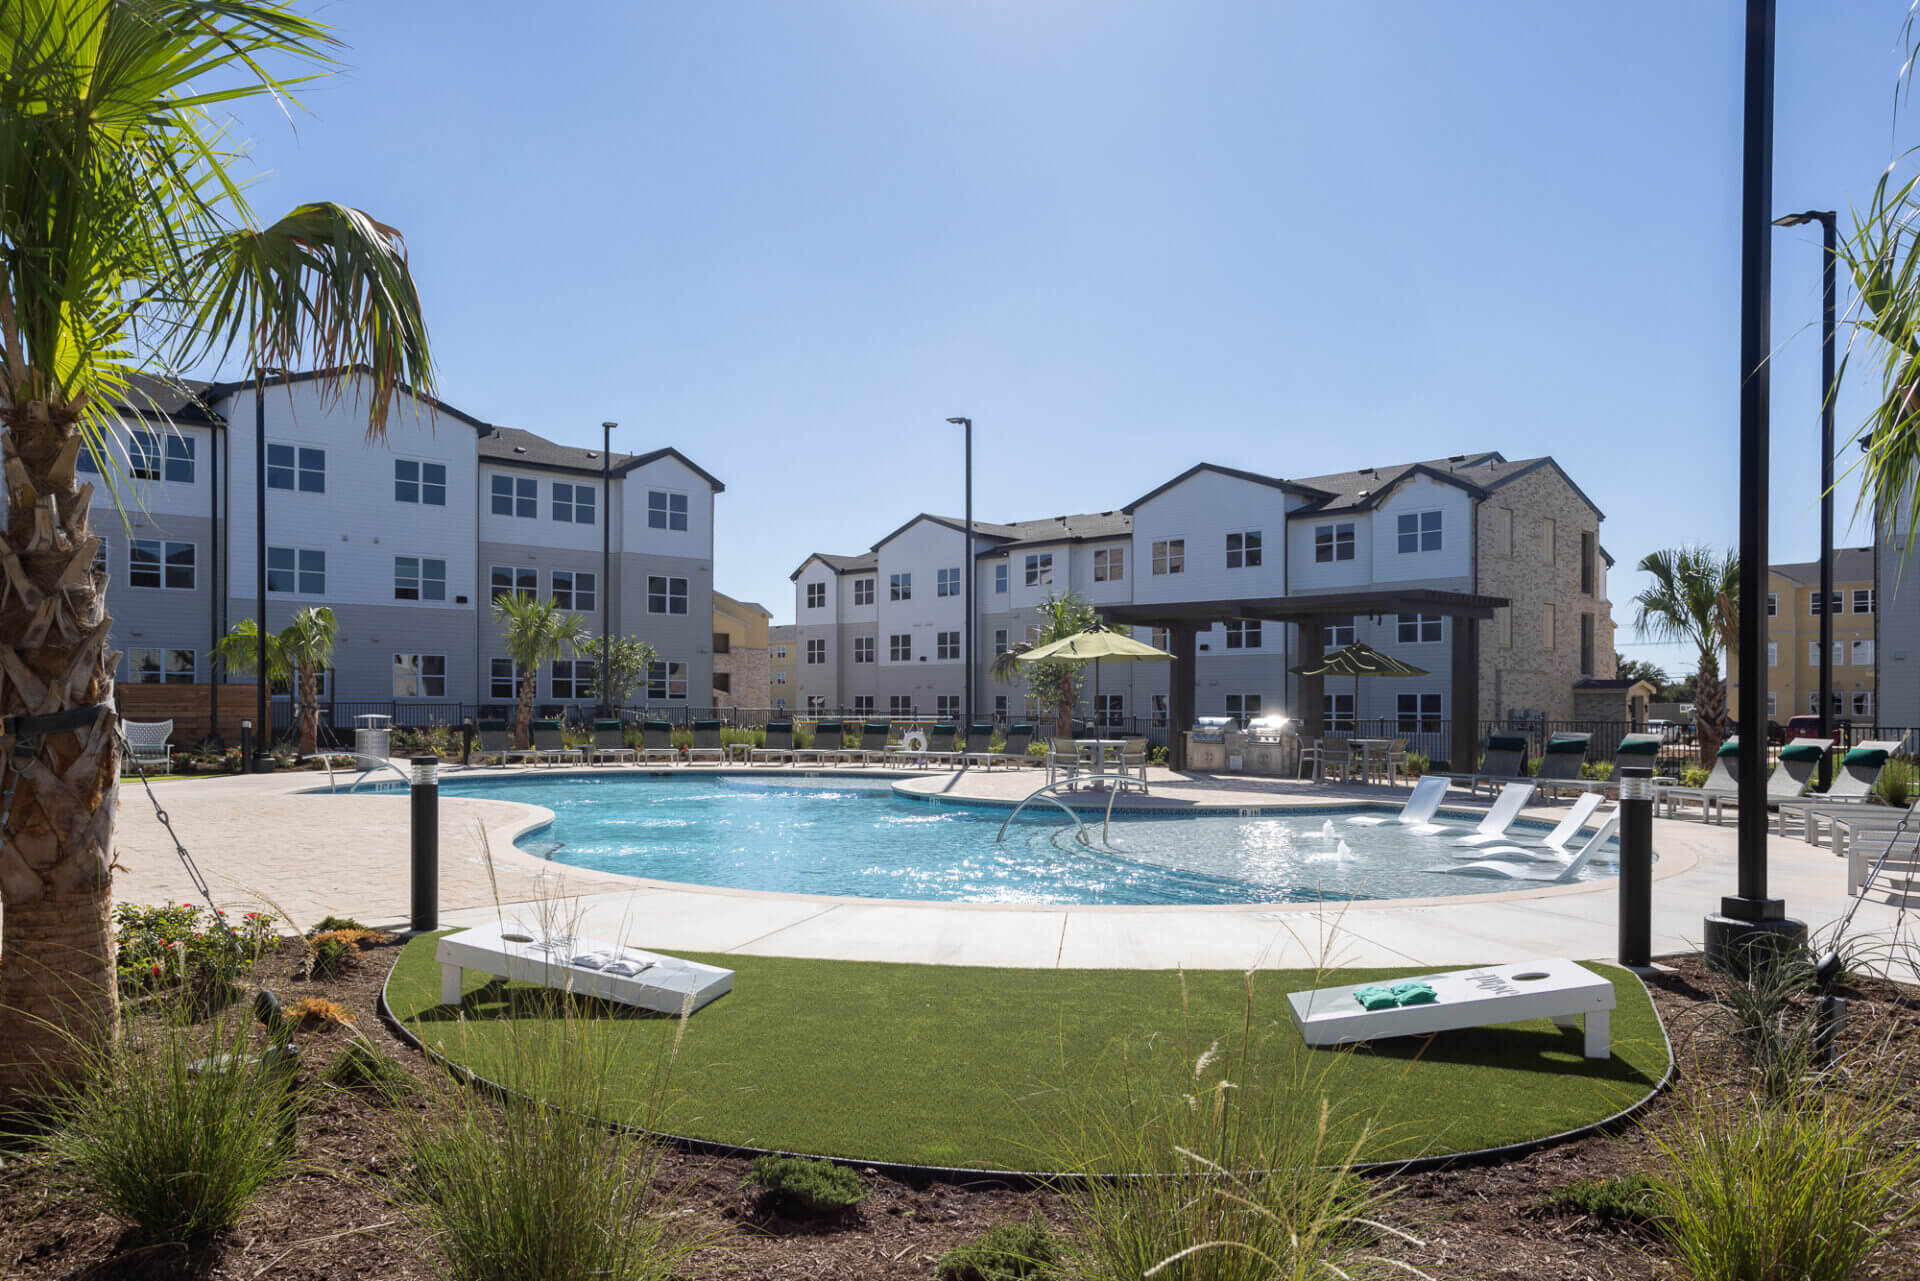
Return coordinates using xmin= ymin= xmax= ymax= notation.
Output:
xmin=1770 ymin=546 xmax=1875 ymax=586
xmin=202 ymin=364 xmax=497 ymax=433
xmin=1122 ymin=462 xmax=1333 ymax=514
xmin=478 ymin=428 xmax=724 ymax=491
xmin=1288 ymin=455 xmax=1506 ymax=515
xmin=789 ymin=551 xmax=879 ymax=581
xmin=1476 ymin=456 xmax=1605 ymax=520
xmin=111 ymin=373 xmax=223 ymax=426
xmin=867 ymin=512 xmax=1026 ymax=552
xmin=972 ymin=511 xmax=1134 ymax=553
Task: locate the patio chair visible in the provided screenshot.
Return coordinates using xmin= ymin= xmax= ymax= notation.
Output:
xmin=639 ymin=720 xmax=678 ymax=765
xmin=992 ymin=724 xmax=1035 ymax=768
xmin=1045 ymin=736 xmax=1081 ymax=785
xmin=1447 ymin=782 xmax=1536 ymax=846
xmin=474 ymin=719 xmax=514 ymax=766
xmin=1429 ymin=813 xmax=1620 ymax=883
xmin=589 ymin=719 xmax=635 ymax=765
xmin=1319 ymin=736 xmax=1358 ymax=783
xmin=121 ymin=719 xmax=173 ymax=773
xmin=1298 ymin=736 xmax=1325 ymax=781
xmin=1347 ymin=774 xmax=1450 ymax=833
xmin=1381 ymin=737 xmax=1410 ymax=786
xmin=1774 ymin=739 xmax=1903 ymax=837
xmin=752 ymin=720 xmax=795 ymax=765
xmin=1531 ymin=733 xmax=1592 ymax=799
xmin=1657 ymin=738 xmax=1740 ymax=822
xmin=1118 ymin=736 xmax=1149 ymax=788
xmin=794 ymin=720 xmax=845 ymax=766
xmin=851 ymin=720 xmax=890 ymax=765
xmin=686 ymin=719 xmax=725 ymax=765
xmin=925 ymin=723 xmax=963 ymax=766
xmin=1451 ymin=732 xmax=1529 ymax=797
xmin=961 ymin=723 xmax=996 ymax=768
xmin=1451 ymin=790 xmax=1606 ymax=858
xmin=531 ymin=719 xmax=583 ymax=766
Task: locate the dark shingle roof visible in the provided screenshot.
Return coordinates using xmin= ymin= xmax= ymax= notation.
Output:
xmin=477 ymin=426 xmax=724 ymax=491
xmin=111 ymin=373 xmax=222 ymax=425
xmin=1122 ymin=462 xmax=1333 ymax=513
xmin=975 ymin=511 xmax=1133 ymax=551
xmin=789 ymin=550 xmax=879 ymax=580
xmin=1771 ymin=547 xmax=1876 ymax=586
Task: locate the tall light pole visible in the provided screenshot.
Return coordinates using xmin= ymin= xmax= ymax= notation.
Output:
xmin=946 ymin=417 xmax=974 ymax=724
xmin=1773 ymin=209 xmax=1838 ymax=787
xmin=252 ymin=369 xmax=274 ymax=772
xmin=1709 ymin=0 xmax=1806 ymax=969
xmin=601 ymin=420 xmax=616 ymax=716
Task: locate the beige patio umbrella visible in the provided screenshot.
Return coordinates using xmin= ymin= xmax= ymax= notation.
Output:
xmin=1288 ymin=641 xmax=1428 ymax=729
xmin=1017 ymin=627 xmax=1174 ymax=732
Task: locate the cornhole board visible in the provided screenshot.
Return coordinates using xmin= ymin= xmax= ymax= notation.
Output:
xmin=435 ymin=920 xmax=733 ymax=1015
xmin=1287 ymin=959 xmax=1613 ymax=1059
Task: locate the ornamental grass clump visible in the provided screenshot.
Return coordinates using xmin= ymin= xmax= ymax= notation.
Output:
xmin=321 ymin=1039 xmax=414 ymax=1099
xmin=35 ymin=1005 xmax=300 ymax=1242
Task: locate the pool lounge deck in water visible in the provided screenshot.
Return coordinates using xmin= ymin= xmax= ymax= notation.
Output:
xmin=74 ymin=762 xmax=1916 ymax=976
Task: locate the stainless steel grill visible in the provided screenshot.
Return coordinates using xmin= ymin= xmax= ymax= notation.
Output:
xmin=1189 ymin=715 xmax=1234 ymax=744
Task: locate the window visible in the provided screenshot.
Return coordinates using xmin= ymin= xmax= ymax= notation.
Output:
xmin=93 ymin=536 xmax=107 ymax=577
xmin=854 ymin=636 xmax=875 ymax=664
xmin=889 ymin=633 xmax=912 ymax=661
xmin=1768 ymin=641 xmax=1778 ymax=667
xmin=1096 ymin=693 xmax=1125 ymax=728
xmin=1224 ymin=620 xmax=1261 ymax=649
xmin=1810 ymin=640 xmax=1846 ymax=667
xmin=489 ymin=659 xmax=521 ymax=700
xmin=1855 ymin=588 xmax=1877 ymax=614
xmin=1396 ymin=613 xmax=1442 ymax=644
xmin=994 ymin=629 xmax=1009 ymax=655
xmin=994 ymin=563 xmax=1008 ymax=594
xmin=1151 ymin=539 xmax=1185 ymax=575
xmin=129 ymin=647 xmax=195 ymax=684
xmin=164 ymin=434 xmax=194 ymax=483
xmin=647 ymin=575 xmax=688 ymax=614
xmin=551 ymin=658 xmax=596 ymax=700
xmin=1151 ymin=627 xmax=1170 ymax=652
xmin=808 ymin=695 xmax=830 ymax=714
xmin=1323 ymin=618 xmax=1355 ymax=648
xmin=775 ymin=671 xmax=787 ymax=686
xmin=646 ymin=660 xmax=688 ymax=700
xmin=551 ymin=570 xmax=596 ymax=612
xmin=806 ymin=639 xmax=826 ymax=665
xmin=1580 ymin=531 xmax=1597 ymax=595
xmin=266 ymin=546 xmax=325 ymax=595
xmin=1579 ymin=612 xmax=1596 ymax=677
xmin=1543 ymin=602 xmax=1557 ymax=651
xmin=1397 ymin=510 xmax=1442 ymax=553
xmin=1225 ymin=693 xmax=1262 ymax=725
xmin=938 ymin=566 xmax=961 ymax=597
xmin=129 ymin=539 xmax=194 ymax=590
xmin=1313 ymin=523 xmax=1355 ymax=563
xmin=775 ymin=696 xmax=788 ymax=710
xmin=891 ymin=572 xmax=912 ymax=600
xmin=1024 ymin=553 xmax=1052 ymax=587
xmin=394 ymin=459 xmax=447 ymax=505
xmin=853 ymin=577 xmax=874 ymax=606
xmin=551 ymin=482 xmax=595 ymax=524
xmin=1854 ymin=691 xmax=1874 ymax=717
xmin=270 ymin=668 xmax=328 ymax=700
xmin=647 ymin=489 xmax=689 ymax=531
xmin=391 ymin=556 xmax=446 ymax=603
xmin=1767 ymin=691 xmax=1779 ymax=717
xmin=936 ymin=695 xmax=961 ymax=720
xmin=806 ymin=582 xmax=826 ymax=609
xmin=1152 ymin=693 xmax=1169 ymax=728
xmin=1226 ymin=530 xmax=1262 ymax=569
xmin=889 ymin=695 xmax=913 ymax=717
xmin=994 ymin=695 xmax=1007 ymax=720
xmin=1397 ymin=693 xmax=1443 ymax=732
xmin=491 ymin=474 xmax=536 ymax=517
xmin=1853 ymin=639 xmax=1875 ymax=667
xmin=853 ymin=695 xmax=874 ymax=716
xmin=1810 ymin=591 xmax=1843 ymax=616
xmin=267 ymin=443 xmax=325 ymax=493
xmin=1323 ymin=692 xmax=1355 ymax=732
xmin=1541 ymin=517 xmax=1557 ymax=565
xmin=775 ymin=644 xmax=788 ymax=659
xmin=393 ymin=653 xmax=446 ymax=698
xmin=1494 ymin=606 xmax=1512 ymax=648
xmin=491 ymin=566 xmax=536 ymax=602
xmin=128 ymin=431 xmax=161 ymax=480
xmin=937 ymin=631 xmax=960 ymax=660
xmin=1489 ymin=506 xmax=1512 ymax=557
xmin=1767 ymin=593 xmax=1778 ymax=616
xmin=1094 ymin=547 xmax=1125 ymax=581
xmin=1810 ymin=691 xmax=1845 ymax=716
xmin=712 ymin=631 xmax=730 ymax=655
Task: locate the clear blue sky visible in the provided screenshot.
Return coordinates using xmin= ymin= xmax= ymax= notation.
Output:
xmin=207 ymin=2 xmax=1917 ymax=680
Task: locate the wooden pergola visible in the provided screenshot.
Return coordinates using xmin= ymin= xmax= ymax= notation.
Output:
xmin=1103 ymin=588 xmax=1510 ymax=772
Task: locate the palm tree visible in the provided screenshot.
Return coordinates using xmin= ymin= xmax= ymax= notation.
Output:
xmin=1633 ymin=547 xmax=1739 ymax=765
xmin=987 ymin=592 xmax=1100 ymax=737
xmin=0 ymin=1 xmax=433 ymax=1102
xmin=213 ymin=608 xmax=339 ymax=759
xmin=493 ymin=595 xmax=592 ymax=747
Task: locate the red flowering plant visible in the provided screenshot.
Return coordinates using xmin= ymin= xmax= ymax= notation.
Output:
xmin=113 ymin=902 xmax=278 ymax=997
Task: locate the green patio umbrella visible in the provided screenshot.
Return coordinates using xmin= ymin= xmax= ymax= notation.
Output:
xmin=1288 ymin=641 xmax=1428 ymax=731
xmin=1017 ymin=627 xmax=1173 ymax=733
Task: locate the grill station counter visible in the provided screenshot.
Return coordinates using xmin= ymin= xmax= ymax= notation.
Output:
xmin=1183 ymin=714 xmax=1299 ymax=776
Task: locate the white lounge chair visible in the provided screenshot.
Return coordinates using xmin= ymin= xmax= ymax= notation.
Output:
xmin=638 ymin=720 xmax=678 ymax=765
xmin=1452 ymin=791 xmax=1609 ymax=859
xmin=1657 ymin=738 xmax=1740 ymax=822
xmin=1447 ymin=782 xmax=1537 ymax=846
xmin=1347 ymin=775 xmax=1450 ymax=833
xmin=1428 ymin=814 xmax=1619 ymax=882
xmin=588 ymin=720 xmax=635 ymax=765
xmin=750 ymin=720 xmax=794 ymax=766
xmin=685 ymin=719 xmax=726 ymax=765
xmin=1774 ymin=740 xmax=1904 ymax=836
xmin=530 ymin=719 xmax=583 ymax=766
xmin=121 ymin=718 xmax=174 ymax=773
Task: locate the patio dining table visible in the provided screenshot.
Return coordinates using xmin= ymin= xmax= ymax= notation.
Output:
xmin=1343 ymin=737 xmax=1397 ymax=785
xmin=1072 ymin=738 xmax=1129 ymax=789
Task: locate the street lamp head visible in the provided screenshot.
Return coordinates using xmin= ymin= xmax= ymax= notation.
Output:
xmin=1772 ymin=210 xmax=1835 ymax=228
xmin=602 ymin=421 xmax=617 ymax=430
xmin=946 ymin=416 xmax=969 ymax=426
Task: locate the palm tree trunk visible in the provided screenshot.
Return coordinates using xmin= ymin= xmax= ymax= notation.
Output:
xmin=297 ymin=662 xmax=319 ymax=759
xmin=1694 ymin=652 xmax=1727 ymax=766
xmin=0 ymin=397 xmax=120 ymax=1104
xmin=516 ymin=669 xmax=536 ymax=748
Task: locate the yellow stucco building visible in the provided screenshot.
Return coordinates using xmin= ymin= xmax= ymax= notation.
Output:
xmin=712 ymin=592 xmax=772 ymax=709
xmin=1728 ymin=547 xmax=1877 ymax=724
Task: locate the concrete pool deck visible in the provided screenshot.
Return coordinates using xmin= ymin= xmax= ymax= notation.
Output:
xmin=81 ymin=762 xmax=1920 ymax=974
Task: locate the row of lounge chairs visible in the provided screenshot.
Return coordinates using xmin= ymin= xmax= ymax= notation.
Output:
xmin=1347 ymin=776 xmax=1619 ymax=883
xmin=467 ymin=719 xmax=1040 ymax=769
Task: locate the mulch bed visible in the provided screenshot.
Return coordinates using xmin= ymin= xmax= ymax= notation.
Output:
xmin=2 ymin=943 xmax=1917 ymax=1280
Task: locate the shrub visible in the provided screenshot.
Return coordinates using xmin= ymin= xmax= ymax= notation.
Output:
xmin=1530 ymin=1174 xmax=1665 ymax=1228
xmin=744 ymin=1154 xmax=867 ymax=1216
xmin=1875 ymin=757 xmax=1919 ymax=807
xmin=1678 ymin=764 xmax=1711 ymax=789
xmin=308 ymin=931 xmax=364 ymax=980
xmin=38 ymin=1008 xmax=299 ymax=1242
xmin=1580 ymin=760 xmax=1615 ymax=782
xmin=309 ymin=915 xmax=366 ymax=935
xmin=285 ymin=996 xmax=354 ymax=1030
xmin=1148 ymin=746 xmax=1170 ymax=767
xmin=936 ymin=1218 xmax=1064 ymax=1281
xmin=114 ymin=902 xmax=276 ymax=998
xmin=1403 ymin=750 xmax=1430 ymax=778
xmin=322 ymin=1040 xmax=414 ymax=1097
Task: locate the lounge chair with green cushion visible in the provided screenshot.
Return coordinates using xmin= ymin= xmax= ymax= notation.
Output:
xmin=751 ymin=720 xmax=794 ymax=766
xmin=531 ymin=719 xmax=582 ymax=767
xmin=795 ymin=720 xmax=845 ymax=766
xmin=851 ymin=720 xmax=890 ymax=765
xmin=475 ymin=719 xmax=516 ymax=765
xmin=686 ymin=719 xmax=725 ymax=765
xmin=1775 ymin=740 xmax=1904 ymax=838
xmin=1450 ymin=733 xmax=1529 ymax=797
xmin=589 ymin=719 xmax=635 ymax=765
xmin=639 ymin=720 xmax=678 ymax=764
xmin=993 ymin=724 xmax=1035 ymax=768
xmin=1657 ymin=737 xmax=1740 ymax=822
xmin=926 ymin=722 xmax=963 ymax=765
xmin=961 ymin=723 xmax=996 ymax=768
xmin=1767 ymin=738 xmax=1830 ymax=801
xmin=1532 ymin=733 xmax=1593 ymax=799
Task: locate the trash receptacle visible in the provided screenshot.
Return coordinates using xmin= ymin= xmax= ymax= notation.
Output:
xmin=355 ymin=714 xmax=392 ymax=761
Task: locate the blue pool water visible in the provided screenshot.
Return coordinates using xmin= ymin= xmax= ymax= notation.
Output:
xmin=416 ymin=774 xmax=1617 ymax=907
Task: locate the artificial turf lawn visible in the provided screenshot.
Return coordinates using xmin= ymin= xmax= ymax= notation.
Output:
xmin=386 ymin=934 xmax=1668 ymax=1172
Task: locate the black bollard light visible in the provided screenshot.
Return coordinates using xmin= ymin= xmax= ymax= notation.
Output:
xmin=239 ymin=719 xmax=252 ymax=770
xmin=1814 ymin=949 xmax=1847 ymax=1067
xmin=460 ymin=716 xmax=475 ymax=768
xmin=410 ymin=756 xmax=439 ymax=932
xmin=1617 ymin=765 xmax=1654 ymax=969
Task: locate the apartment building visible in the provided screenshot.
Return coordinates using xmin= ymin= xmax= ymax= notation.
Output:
xmin=1876 ymin=514 xmax=1916 ymax=727
xmin=712 ymin=592 xmax=772 ymax=708
xmin=791 ymin=453 xmax=1614 ymax=763
xmin=768 ymin=624 xmax=797 ymax=711
xmin=1727 ymin=547 xmax=1878 ymax=724
xmin=38 ymin=370 xmax=722 ymax=719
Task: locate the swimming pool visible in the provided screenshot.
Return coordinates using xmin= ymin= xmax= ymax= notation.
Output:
xmin=421 ymin=774 xmax=1616 ymax=907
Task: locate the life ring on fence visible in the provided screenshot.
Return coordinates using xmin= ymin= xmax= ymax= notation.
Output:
xmin=901 ymin=729 xmax=929 ymax=755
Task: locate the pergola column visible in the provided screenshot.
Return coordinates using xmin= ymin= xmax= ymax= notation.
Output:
xmin=1168 ymin=622 xmax=1199 ymax=770
xmin=1295 ymin=618 xmax=1324 ymax=740
xmin=1450 ymin=614 xmax=1480 ymax=774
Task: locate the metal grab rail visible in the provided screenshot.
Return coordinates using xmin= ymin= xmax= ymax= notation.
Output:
xmin=325 ymin=752 xmax=414 ymax=794
xmin=996 ymin=781 xmax=1094 ymax=846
